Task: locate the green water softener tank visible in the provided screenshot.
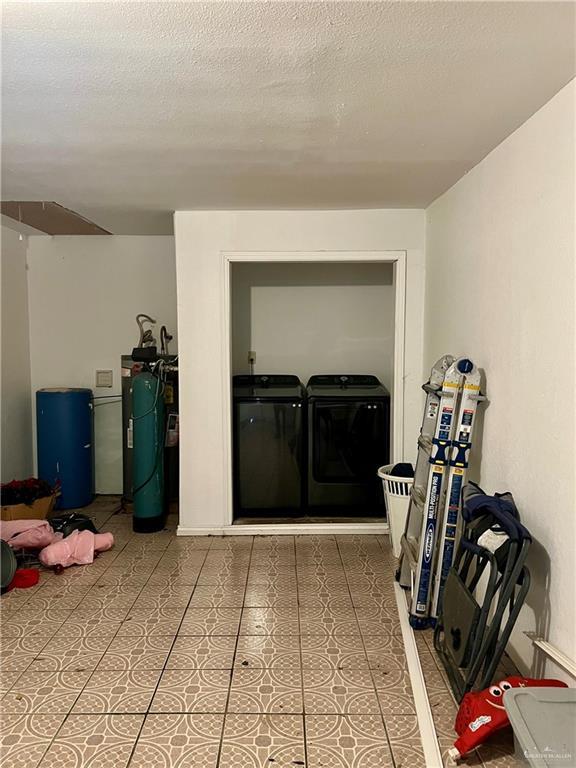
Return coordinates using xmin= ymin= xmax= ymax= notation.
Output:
xmin=132 ymin=371 xmax=165 ymax=532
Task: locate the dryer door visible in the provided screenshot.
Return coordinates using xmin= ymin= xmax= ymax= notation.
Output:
xmin=312 ymin=401 xmax=389 ymax=482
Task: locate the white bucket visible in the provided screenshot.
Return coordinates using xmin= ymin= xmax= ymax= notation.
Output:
xmin=378 ymin=464 xmax=413 ymax=557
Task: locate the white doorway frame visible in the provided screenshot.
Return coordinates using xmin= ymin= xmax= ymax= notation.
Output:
xmin=220 ymin=249 xmax=406 ymax=533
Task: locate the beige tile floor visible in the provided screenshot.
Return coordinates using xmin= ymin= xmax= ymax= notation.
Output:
xmin=0 ymin=498 xmax=521 ymax=768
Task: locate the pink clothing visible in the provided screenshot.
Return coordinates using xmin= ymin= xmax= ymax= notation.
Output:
xmin=38 ymin=529 xmax=114 ymax=568
xmin=0 ymin=519 xmax=59 ymax=550
xmin=1 ymin=519 xmax=114 ymax=571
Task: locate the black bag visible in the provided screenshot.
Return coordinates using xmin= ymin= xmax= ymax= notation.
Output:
xmin=49 ymin=513 xmax=98 ymax=538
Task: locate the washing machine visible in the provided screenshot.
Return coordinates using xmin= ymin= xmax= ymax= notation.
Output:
xmin=307 ymin=374 xmax=390 ymax=513
xmin=233 ymin=375 xmax=305 ymax=516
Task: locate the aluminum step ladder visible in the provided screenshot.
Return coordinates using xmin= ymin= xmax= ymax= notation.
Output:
xmin=429 ymin=362 xmax=485 ymax=622
xmin=397 ymin=356 xmax=485 ymax=629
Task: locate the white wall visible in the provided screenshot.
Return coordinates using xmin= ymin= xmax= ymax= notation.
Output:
xmin=231 ymin=262 xmax=395 ymax=390
xmin=1 ymin=225 xmax=33 ymax=481
xmin=425 ymin=81 xmax=575 ymax=681
xmin=27 ymin=236 xmax=177 ymax=494
xmin=175 ymin=209 xmax=426 ymax=531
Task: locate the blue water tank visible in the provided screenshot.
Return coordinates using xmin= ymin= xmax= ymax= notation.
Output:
xmin=36 ymin=388 xmax=94 ymax=509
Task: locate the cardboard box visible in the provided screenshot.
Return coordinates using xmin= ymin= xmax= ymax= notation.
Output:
xmin=0 ymin=494 xmax=56 ymax=522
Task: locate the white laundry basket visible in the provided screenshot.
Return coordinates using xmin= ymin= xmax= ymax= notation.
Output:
xmin=378 ymin=464 xmax=414 ymax=557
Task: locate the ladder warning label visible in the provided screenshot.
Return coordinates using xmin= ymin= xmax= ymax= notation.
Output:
xmin=440 ymin=408 xmax=453 ymax=424
xmin=439 ymin=408 xmax=453 ymax=439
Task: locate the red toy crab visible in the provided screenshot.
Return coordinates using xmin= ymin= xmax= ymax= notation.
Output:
xmin=448 ymin=676 xmax=568 ymax=762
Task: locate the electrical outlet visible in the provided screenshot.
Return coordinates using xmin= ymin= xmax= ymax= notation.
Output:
xmin=248 ymin=351 xmax=256 ymax=364
xmin=95 ymin=369 xmax=113 ymax=388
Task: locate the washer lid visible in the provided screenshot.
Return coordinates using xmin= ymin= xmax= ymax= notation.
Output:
xmin=233 ymin=374 xmax=304 ymax=400
xmin=307 ymin=374 xmax=390 ymax=399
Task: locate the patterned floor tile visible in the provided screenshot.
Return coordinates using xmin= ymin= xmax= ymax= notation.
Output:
xmin=296 ymin=578 xmax=351 ymax=597
xmin=24 ymin=589 xmax=90 ymax=612
xmin=300 ymin=607 xmax=357 ymax=625
xmin=187 ymin=584 xmax=246 ymax=607
xmin=132 ymin=582 xmax=193 ymax=599
xmin=0 ymin=636 xmax=50 ymax=673
xmin=150 ymin=669 xmax=231 ymax=713
xmin=239 ymin=607 xmax=300 ymax=635
xmin=166 ymin=538 xmax=210 ymax=551
xmin=0 ymin=670 xmax=22 ymax=694
xmin=374 ymin=675 xmax=416 ymax=716
xmin=96 ymin=635 xmax=175 ymax=670
xmin=0 ymin=591 xmax=34 ymax=613
xmin=370 ymin=658 xmax=411 ymax=691
xmin=38 ymin=714 xmax=143 ymax=768
xmin=203 ymin=555 xmax=251 ymax=569
xmin=200 ymin=567 xmax=250 ymax=583
xmin=27 ymin=635 xmax=112 ymax=673
xmin=2 ymin=670 xmax=93 ymax=713
xmin=179 ymin=607 xmax=242 ymax=635
xmin=88 ymin=583 xmax=147 ymax=598
xmin=219 ymin=714 xmax=305 ymax=768
xmin=235 ymin=635 xmax=301 ymax=669
xmin=228 ymin=668 xmax=303 ymax=714
xmin=428 ymin=686 xmax=458 ymax=741
xmin=243 ymin=585 xmax=299 ymax=608
xmin=146 ymin=569 xmax=200 ymax=586
xmin=303 ymin=669 xmax=380 ymax=715
xmin=166 ymin=635 xmax=237 ymax=669
xmin=385 ymin=714 xmax=426 ymax=768
xmin=346 ymin=576 xmax=395 ymax=594
xmin=298 ymin=594 xmax=354 ymax=610
xmin=246 ymin=572 xmax=298 ymax=587
xmin=297 ymin=569 xmax=345 ymax=582
xmin=71 ymin=602 xmax=135 ymax=622
xmin=0 ymin=713 xmax=66 ymax=768
xmin=197 ymin=573 xmax=250 ymax=588
xmin=349 ymin=592 xmax=398 ymax=610
xmin=299 ymin=617 xmax=361 ymax=636
xmin=247 ymin=569 xmax=297 ymax=585
xmin=112 ymin=553 xmax=163 ymax=569
xmin=49 ymin=619 xmax=121 ymax=641
xmin=354 ymin=603 xmax=400 ymax=622
xmin=357 ymin=617 xmax=401 ymax=635
xmin=122 ymin=539 xmax=171 ymax=552
xmin=306 ymin=714 xmax=394 ymax=767
xmin=154 ymin=559 xmax=204 ymax=574
xmin=71 ymin=669 xmax=162 ymax=713
xmin=116 ymin=609 xmax=184 ymax=636
xmin=255 ymin=558 xmax=297 ymax=570
xmin=129 ymin=713 xmax=222 ymax=768
xmin=300 ymin=635 xmax=369 ymax=670
xmin=362 ymin=634 xmax=409 ymax=670
xmin=128 ymin=597 xmax=185 ymax=613
xmin=94 ymin=568 xmax=152 ymax=586
xmin=0 ymin=611 xmax=69 ymax=640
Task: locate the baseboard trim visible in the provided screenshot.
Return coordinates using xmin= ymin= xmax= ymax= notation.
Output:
xmin=394 ymin=582 xmax=443 ymax=768
xmin=177 ymin=523 xmax=390 ymax=537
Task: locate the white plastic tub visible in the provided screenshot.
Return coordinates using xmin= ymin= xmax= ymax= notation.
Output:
xmin=378 ymin=464 xmax=413 ymax=557
xmin=504 ymin=686 xmax=576 ymax=767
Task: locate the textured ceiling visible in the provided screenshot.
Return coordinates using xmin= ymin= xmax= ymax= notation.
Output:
xmin=2 ymin=1 xmax=575 ymax=234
